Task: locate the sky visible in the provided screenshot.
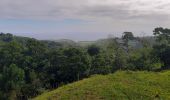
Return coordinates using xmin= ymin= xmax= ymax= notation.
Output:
xmin=0 ymin=0 xmax=170 ymax=41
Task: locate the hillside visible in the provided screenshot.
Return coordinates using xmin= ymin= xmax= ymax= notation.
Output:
xmin=34 ymin=71 xmax=170 ymax=100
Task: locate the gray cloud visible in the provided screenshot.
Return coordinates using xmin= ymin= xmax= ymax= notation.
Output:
xmin=0 ymin=0 xmax=170 ymax=39
xmin=0 ymin=0 xmax=170 ymax=20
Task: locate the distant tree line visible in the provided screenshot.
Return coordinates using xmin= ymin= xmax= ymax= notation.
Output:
xmin=0 ymin=27 xmax=169 ymax=100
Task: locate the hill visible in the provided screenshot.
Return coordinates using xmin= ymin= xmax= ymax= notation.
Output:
xmin=0 ymin=33 xmax=79 ymax=48
xmin=0 ymin=33 xmax=156 ymax=49
xmin=34 ymin=71 xmax=170 ymax=100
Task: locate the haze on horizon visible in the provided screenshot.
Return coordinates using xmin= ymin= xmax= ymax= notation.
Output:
xmin=0 ymin=0 xmax=170 ymax=41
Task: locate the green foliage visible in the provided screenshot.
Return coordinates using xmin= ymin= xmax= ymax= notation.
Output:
xmin=90 ymin=54 xmax=112 ymax=75
xmin=0 ymin=33 xmax=13 ymax=42
xmin=153 ymin=27 xmax=170 ymax=69
xmin=114 ymin=47 xmax=128 ymax=70
xmin=87 ymin=45 xmax=100 ymax=56
xmin=153 ymin=27 xmax=170 ymax=45
xmin=0 ymin=64 xmax=24 ymax=99
xmin=50 ymin=48 xmax=90 ymax=83
xmin=62 ymin=48 xmax=90 ymax=81
xmin=0 ymin=41 xmax=23 ymax=67
xmin=122 ymin=32 xmax=135 ymax=51
xmin=0 ymin=30 xmax=168 ymax=100
xmin=122 ymin=32 xmax=134 ymax=41
xmin=128 ymin=47 xmax=162 ymax=71
xmin=34 ymin=71 xmax=170 ymax=100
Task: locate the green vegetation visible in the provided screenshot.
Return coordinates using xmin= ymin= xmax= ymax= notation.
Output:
xmin=34 ymin=71 xmax=170 ymax=100
xmin=0 ymin=27 xmax=170 ymax=100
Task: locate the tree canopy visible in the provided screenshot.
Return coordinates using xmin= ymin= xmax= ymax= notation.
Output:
xmin=0 ymin=28 xmax=169 ymax=100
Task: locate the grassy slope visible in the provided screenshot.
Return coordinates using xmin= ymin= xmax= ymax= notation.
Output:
xmin=34 ymin=71 xmax=170 ymax=100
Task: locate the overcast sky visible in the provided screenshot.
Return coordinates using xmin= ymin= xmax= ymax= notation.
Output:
xmin=0 ymin=0 xmax=170 ymax=41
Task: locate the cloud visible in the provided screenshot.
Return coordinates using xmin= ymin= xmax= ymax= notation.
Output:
xmin=1 ymin=0 xmax=170 ymax=21
xmin=0 ymin=0 xmax=170 ymax=39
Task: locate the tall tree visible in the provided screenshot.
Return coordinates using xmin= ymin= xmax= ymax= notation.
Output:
xmin=122 ymin=32 xmax=134 ymax=52
xmin=153 ymin=27 xmax=170 ymax=69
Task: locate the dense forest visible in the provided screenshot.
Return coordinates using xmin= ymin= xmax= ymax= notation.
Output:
xmin=0 ymin=27 xmax=170 ymax=100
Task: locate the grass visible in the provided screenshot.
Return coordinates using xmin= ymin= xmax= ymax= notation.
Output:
xmin=34 ymin=71 xmax=170 ymax=100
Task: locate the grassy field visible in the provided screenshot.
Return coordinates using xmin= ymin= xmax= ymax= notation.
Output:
xmin=34 ymin=71 xmax=170 ymax=100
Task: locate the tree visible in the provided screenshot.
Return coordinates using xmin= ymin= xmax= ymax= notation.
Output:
xmin=128 ymin=47 xmax=162 ymax=71
xmin=46 ymin=48 xmax=91 ymax=87
xmin=62 ymin=48 xmax=90 ymax=81
xmin=114 ymin=47 xmax=127 ymax=71
xmin=90 ymin=54 xmax=112 ymax=75
xmin=122 ymin=32 xmax=135 ymax=52
xmin=87 ymin=45 xmax=100 ymax=56
xmin=0 ymin=33 xmax=13 ymax=42
xmin=153 ymin=27 xmax=170 ymax=69
xmin=45 ymin=49 xmax=66 ymax=88
xmin=0 ymin=41 xmax=23 ymax=67
xmin=25 ymin=39 xmax=47 ymax=57
xmin=153 ymin=27 xmax=170 ymax=44
xmin=0 ymin=64 xmax=25 ymax=99
xmin=122 ymin=32 xmax=134 ymax=42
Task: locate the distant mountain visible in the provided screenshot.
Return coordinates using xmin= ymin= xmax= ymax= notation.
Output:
xmin=0 ymin=33 xmax=156 ymax=49
xmin=0 ymin=33 xmax=79 ymax=48
xmin=42 ymin=39 xmax=78 ymax=48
